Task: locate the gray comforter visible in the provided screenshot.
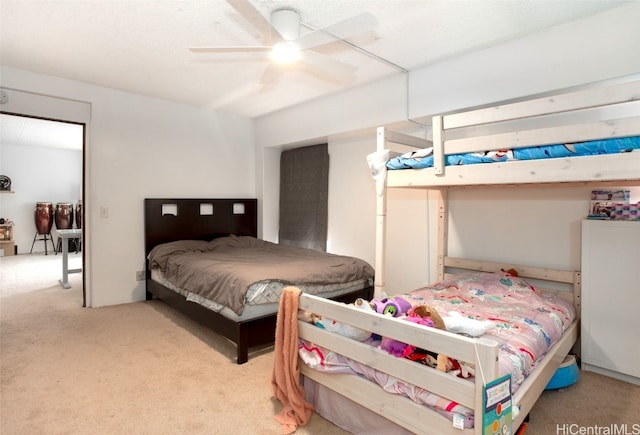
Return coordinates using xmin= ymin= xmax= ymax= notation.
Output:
xmin=148 ymin=235 xmax=374 ymax=315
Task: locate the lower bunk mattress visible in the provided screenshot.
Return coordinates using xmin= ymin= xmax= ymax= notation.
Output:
xmin=386 ymin=135 xmax=640 ymax=169
xmin=148 ymin=235 xmax=374 ymax=320
xmin=298 ymin=271 xmax=577 ymax=429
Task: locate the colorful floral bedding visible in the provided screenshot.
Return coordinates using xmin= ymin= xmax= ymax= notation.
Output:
xmin=386 ymin=136 xmax=640 ymax=170
xmin=299 ymin=272 xmax=576 ymax=428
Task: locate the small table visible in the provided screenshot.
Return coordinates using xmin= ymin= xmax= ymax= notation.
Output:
xmin=55 ymin=229 xmax=82 ymax=288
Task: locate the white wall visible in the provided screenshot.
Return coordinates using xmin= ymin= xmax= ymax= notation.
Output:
xmin=0 ymin=67 xmax=255 ymax=307
xmin=0 ymin=142 xmax=82 ymax=254
xmin=255 ymin=2 xmax=640 ymax=294
xmin=446 ymin=187 xmax=591 ymax=270
xmin=408 ymin=3 xmax=640 ymax=119
xmin=3 ymin=3 xmax=638 ymax=303
xmin=327 ymin=137 xmax=377 ymax=261
xmin=255 ymin=73 xmax=408 ymax=149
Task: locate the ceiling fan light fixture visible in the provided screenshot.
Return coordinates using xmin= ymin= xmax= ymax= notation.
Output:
xmin=270 ymin=42 xmax=300 ymax=64
xmin=271 ymin=9 xmax=300 ymax=41
xmin=190 ymin=1 xmax=376 ymax=85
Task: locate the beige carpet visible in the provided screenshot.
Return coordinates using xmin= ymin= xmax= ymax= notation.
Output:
xmin=1 ymin=254 xmax=638 ymax=434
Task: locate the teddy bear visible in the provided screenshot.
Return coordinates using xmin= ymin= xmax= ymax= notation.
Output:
xmin=410 ymin=304 xmax=446 ymax=329
xmin=380 ymin=304 xmax=490 ymax=376
xmin=397 ymin=304 xmax=450 ymax=372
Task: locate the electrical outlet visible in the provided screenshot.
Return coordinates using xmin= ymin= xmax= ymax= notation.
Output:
xmin=136 ymin=270 xmax=145 ymax=281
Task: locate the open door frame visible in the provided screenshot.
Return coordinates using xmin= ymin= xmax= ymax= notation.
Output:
xmin=0 ymin=110 xmax=87 ymax=306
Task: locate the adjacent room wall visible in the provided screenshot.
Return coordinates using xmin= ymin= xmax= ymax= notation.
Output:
xmin=1 ymin=67 xmax=255 ymax=307
xmin=0 ymin=141 xmax=82 ymax=254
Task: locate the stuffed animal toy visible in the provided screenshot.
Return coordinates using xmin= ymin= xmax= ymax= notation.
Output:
xmin=370 ymin=296 xmax=412 ymax=341
xmin=441 ymin=311 xmax=494 ymax=337
xmin=297 ymin=309 xmax=320 ymax=324
xmin=378 ymin=303 xmax=448 ymax=371
xmin=313 ymin=298 xmax=374 ymax=341
xmin=501 ymin=267 xmax=519 ymax=276
xmin=408 ymin=305 xmax=446 ymax=329
xmin=378 ymin=303 xmax=493 ymax=376
xmin=404 ymin=304 xmax=449 ymax=371
xmin=380 ymin=315 xmax=435 ymax=357
xmin=410 ymin=306 xmax=493 ymax=372
xmin=371 ymin=296 xmax=412 ymax=317
xmin=431 ymin=357 xmax=475 ymax=379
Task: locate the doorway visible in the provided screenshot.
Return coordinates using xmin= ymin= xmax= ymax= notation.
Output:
xmin=0 ymin=112 xmax=86 ymax=305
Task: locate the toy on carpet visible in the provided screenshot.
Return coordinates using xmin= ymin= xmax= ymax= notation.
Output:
xmin=545 ymin=354 xmax=579 ymax=390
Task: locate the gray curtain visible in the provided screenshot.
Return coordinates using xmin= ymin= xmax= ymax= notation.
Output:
xmin=278 ymin=144 xmax=328 ymax=251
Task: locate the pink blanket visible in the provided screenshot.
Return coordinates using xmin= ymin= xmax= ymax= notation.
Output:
xmin=299 ymin=272 xmax=576 ymax=428
xmin=272 ymin=286 xmax=313 ymax=434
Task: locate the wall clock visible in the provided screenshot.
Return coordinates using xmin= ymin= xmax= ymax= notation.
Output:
xmin=0 ymin=175 xmax=12 ymax=191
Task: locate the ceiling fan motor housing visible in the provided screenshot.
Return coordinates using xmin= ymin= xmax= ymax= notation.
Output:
xmin=271 ymin=9 xmax=300 ymax=41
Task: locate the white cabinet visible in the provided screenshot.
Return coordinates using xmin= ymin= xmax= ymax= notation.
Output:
xmin=581 ymin=220 xmax=640 ymax=385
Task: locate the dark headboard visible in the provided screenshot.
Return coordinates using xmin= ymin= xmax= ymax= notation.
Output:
xmin=144 ymin=198 xmax=258 ymax=256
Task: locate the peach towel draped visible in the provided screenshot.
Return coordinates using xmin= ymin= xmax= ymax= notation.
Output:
xmin=272 ymin=286 xmax=314 ymax=434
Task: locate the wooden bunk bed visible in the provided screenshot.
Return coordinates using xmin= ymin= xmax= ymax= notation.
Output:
xmin=144 ymin=198 xmax=373 ymax=364
xmin=277 ymin=77 xmax=640 ymax=433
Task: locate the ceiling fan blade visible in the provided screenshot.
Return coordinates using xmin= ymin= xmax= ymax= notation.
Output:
xmin=227 ymin=0 xmax=283 ymax=45
xmin=189 ymin=46 xmax=272 ymax=53
xmin=294 ymin=12 xmax=378 ymax=51
xmin=299 ymin=50 xmax=357 ymax=81
xmin=259 ymin=62 xmax=286 ymax=85
xmin=323 ymin=12 xmax=378 ymax=39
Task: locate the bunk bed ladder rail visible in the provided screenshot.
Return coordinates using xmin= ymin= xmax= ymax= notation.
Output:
xmin=375 ymin=126 xmax=434 ymax=297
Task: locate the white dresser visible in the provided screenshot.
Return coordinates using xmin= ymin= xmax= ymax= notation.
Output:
xmin=581 ymin=219 xmax=640 ymax=385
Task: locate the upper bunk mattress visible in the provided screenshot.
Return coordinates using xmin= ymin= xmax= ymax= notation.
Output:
xmin=386 ymin=136 xmax=640 ymax=170
xmin=148 ymin=235 xmax=374 ymax=316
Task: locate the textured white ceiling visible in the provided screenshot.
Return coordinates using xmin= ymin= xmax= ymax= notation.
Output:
xmin=0 ymin=114 xmax=83 ymax=150
xmin=0 ymin=0 xmax=631 ymax=120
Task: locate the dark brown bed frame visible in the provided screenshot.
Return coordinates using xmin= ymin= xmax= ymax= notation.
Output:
xmin=144 ymin=198 xmax=373 ymax=364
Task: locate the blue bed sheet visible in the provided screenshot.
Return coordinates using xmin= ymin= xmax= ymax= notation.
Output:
xmin=386 ymin=136 xmax=640 ymax=170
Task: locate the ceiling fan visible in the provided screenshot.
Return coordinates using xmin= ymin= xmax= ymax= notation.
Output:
xmin=189 ymin=0 xmax=378 ymax=85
